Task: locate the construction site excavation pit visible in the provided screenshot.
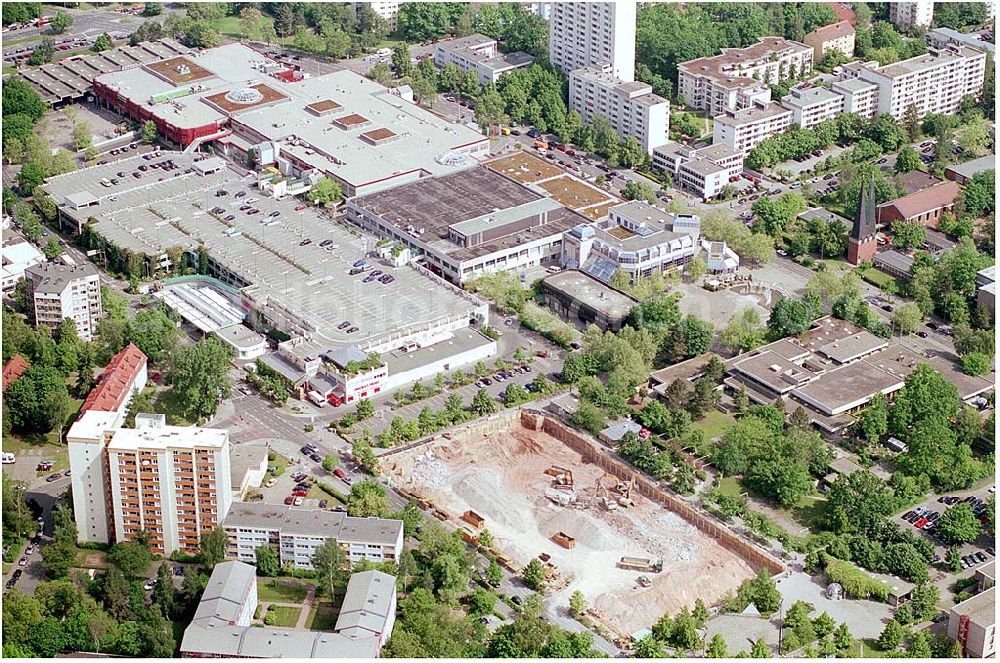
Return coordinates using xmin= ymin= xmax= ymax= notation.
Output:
xmin=384 ymin=410 xmax=760 ymax=636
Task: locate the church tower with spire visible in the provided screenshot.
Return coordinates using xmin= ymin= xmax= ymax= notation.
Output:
xmin=847 ymin=177 xmax=877 ymax=265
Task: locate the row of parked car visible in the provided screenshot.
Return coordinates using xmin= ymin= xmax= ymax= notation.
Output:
xmin=474 ymin=364 xmax=532 ymax=388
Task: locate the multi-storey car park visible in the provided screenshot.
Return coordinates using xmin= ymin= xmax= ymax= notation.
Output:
xmin=91 ymin=42 xmax=489 ymax=196
xmin=43 ymin=151 xmax=494 ymax=405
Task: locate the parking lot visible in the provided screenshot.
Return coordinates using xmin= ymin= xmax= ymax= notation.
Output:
xmin=893 ymin=484 xmax=995 ymax=570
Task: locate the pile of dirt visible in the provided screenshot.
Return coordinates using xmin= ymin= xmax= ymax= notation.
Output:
xmin=451 ymin=468 xmax=536 ymax=533
xmin=539 ymin=508 xmax=619 ymax=550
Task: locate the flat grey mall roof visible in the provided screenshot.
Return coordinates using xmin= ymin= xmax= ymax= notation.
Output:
xmin=541 ymin=270 xmax=637 ymax=320
xmin=45 ymin=153 xmax=476 ymax=350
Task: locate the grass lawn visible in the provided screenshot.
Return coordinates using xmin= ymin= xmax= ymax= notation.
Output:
xmin=716 ymin=476 xmax=743 ymax=498
xmin=856 ymin=266 xmax=900 ymax=290
xmin=846 ymin=639 xmax=894 ymax=657
xmin=257 ymin=578 xmax=312 ymax=603
xmin=692 ymin=409 xmax=736 ymax=440
xmin=212 ymin=15 xmax=296 ymax=45
xmin=152 ymin=386 xmax=195 ymax=426
xmin=267 ymin=451 xmax=290 ymax=479
xmin=791 ymin=494 xmax=829 ymax=529
xmin=265 ymin=605 xmax=301 ymax=628
xmin=305 ymin=599 xmax=340 ymax=631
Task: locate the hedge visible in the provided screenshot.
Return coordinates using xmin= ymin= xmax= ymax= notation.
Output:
xmin=823 ymin=557 xmax=891 ymax=602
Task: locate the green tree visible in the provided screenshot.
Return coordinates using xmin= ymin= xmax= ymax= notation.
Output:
xmin=17 ymin=161 xmax=46 ymax=194
xmin=151 ymin=562 xmax=176 ymax=617
xmin=312 ymin=538 xmax=345 ymax=597
xmin=168 ymin=336 xmax=232 ymax=420
xmin=946 ymin=545 xmax=962 ymax=573
xmin=890 ymin=219 xmax=926 ymax=250
xmin=706 ymin=633 xmax=728 ymax=657
xmin=569 ymin=590 xmax=586 ymax=618
xmin=199 ymin=527 xmax=228 ymax=568
xmin=3 ymin=77 xmax=47 ymax=120
xmin=891 ymin=302 xmax=923 ymax=335
xmin=894 ymin=145 xmax=921 ymax=173
xmin=749 ymin=638 xmax=770 ymax=657
xmin=4 ymin=364 xmax=71 ymax=434
xmin=140 ymin=121 xmax=158 ymax=144
xmin=522 ymin=557 xmax=546 ymax=590
xmin=621 ymin=180 xmax=658 ymax=204
xmin=633 ymin=635 xmax=666 ymax=658
xmin=348 ymin=480 xmax=392 ymax=518
xmin=877 ymin=619 xmax=905 ymax=651
xmin=255 ymin=545 xmax=280 ymax=576
xmin=937 ymin=503 xmax=983 ymax=543
xmin=962 ymin=352 xmax=992 ymax=376
xmin=307 ymin=177 xmax=344 ymax=206
xmin=108 ymin=540 xmax=152 ymax=578
xmin=92 ymin=32 xmax=113 ymax=52
xmin=486 ymin=558 xmax=503 ymax=587
xmin=49 ymin=10 xmax=72 ymax=33
xmin=472 ymin=388 xmax=498 ymax=416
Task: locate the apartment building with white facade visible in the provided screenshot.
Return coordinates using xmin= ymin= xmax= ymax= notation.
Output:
xmin=569 ymin=64 xmax=670 ymax=153
xmin=67 ymin=413 xmax=232 ymax=556
xmin=24 ymin=261 xmax=102 ymax=342
xmin=1 ymin=241 xmax=44 ymax=292
xmin=781 ymin=85 xmax=845 ymax=129
xmin=888 ymin=0 xmax=934 ymax=30
xmin=677 ymin=38 xmax=813 ymax=116
xmin=713 ymin=101 xmax=794 ymax=155
xmin=355 ymin=1 xmax=399 ymax=30
xmin=434 ymin=34 xmax=534 ymax=85
xmin=652 ymin=142 xmax=743 ymax=200
xmin=548 ymin=0 xmax=636 ymax=81
xmin=858 ymin=44 xmax=987 ymax=121
xmin=562 ymin=202 xmax=701 ymax=283
xmin=223 ymin=502 xmax=404 ymax=570
xmin=831 ymin=77 xmax=879 ymax=118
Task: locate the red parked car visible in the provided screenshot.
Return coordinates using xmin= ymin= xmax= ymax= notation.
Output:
xmin=333 ymin=467 xmax=346 ymax=479
xmin=283 ymin=496 xmax=294 ymax=505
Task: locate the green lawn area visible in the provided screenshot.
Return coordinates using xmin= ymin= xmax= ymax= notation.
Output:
xmin=692 ymin=409 xmax=736 ymax=440
xmin=856 ymin=266 xmax=900 ymax=290
xmin=306 ymin=599 xmax=340 ymax=631
xmin=791 ymin=494 xmax=829 ymax=529
xmin=716 ymin=476 xmax=742 ymax=498
xmin=265 ymin=605 xmax=302 ymax=627
xmin=257 ymin=578 xmax=311 ymax=603
xmin=212 ymin=15 xmax=295 ymax=44
xmin=267 ymin=451 xmax=290 ymax=479
xmin=151 ymin=386 xmax=194 ymax=426
xmin=845 ymin=639 xmax=894 ymax=658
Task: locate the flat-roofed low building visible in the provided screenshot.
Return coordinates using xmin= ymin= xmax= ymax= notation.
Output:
xmin=561 ymin=201 xmax=701 ymax=283
xmin=926 ymin=26 xmax=995 ymax=55
xmin=947 ymin=586 xmax=995 ymax=658
xmin=873 ymin=250 xmax=915 ymax=280
xmin=347 ymin=166 xmax=587 ymax=283
xmin=1 ymin=240 xmax=45 ymax=292
xmin=944 ymin=155 xmax=995 ymax=184
xmin=154 ymin=280 xmax=267 ymax=360
xmin=538 ymin=269 xmax=637 ymax=331
xmin=222 ymin=502 xmax=403 ymax=570
xmin=781 ymin=85 xmax=844 ymax=129
xmin=434 ymin=34 xmax=533 ymax=84
xmin=713 ymin=101 xmax=794 ymax=155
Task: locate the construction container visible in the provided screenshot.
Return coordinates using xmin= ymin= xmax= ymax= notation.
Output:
xmin=461 ymin=510 xmax=485 ymax=530
xmin=618 ymin=556 xmax=663 ymax=573
xmin=552 ymin=531 xmax=576 ymax=549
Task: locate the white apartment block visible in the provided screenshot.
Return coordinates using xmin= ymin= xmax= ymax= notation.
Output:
xmin=858 ymin=45 xmax=987 ymax=121
xmin=888 ymin=0 xmax=934 ymax=30
xmin=434 ymin=34 xmax=533 ymax=85
xmin=678 ymin=38 xmax=812 ymax=116
xmin=223 ymin=502 xmax=404 ymax=570
xmin=24 ymin=261 xmax=102 ymax=341
xmin=569 ymin=65 xmax=670 ymax=153
xmin=831 ymin=78 xmax=879 ymax=119
xmin=68 ymin=413 xmax=232 ymax=556
xmin=713 ymin=101 xmax=794 ymax=155
xmin=652 ymin=142 xmax=744 ymax=200
xmin=548 ymin=1 xmax=636 ymax=81
xmin=781 ymin=85 xmax=844 ymax=129
xmin=524 ymin=2 xmax=551 ymax=20
xmin=355 ymin=1 xmax=399 ymax=30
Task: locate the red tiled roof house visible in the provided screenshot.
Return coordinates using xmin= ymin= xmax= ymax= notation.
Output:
xmin=876 ymin=181 xmax=961 ymax=229
xmin=80 ymin=343 xmax=148 ymax=426
xmin=2 ymin=355 xmax=30 ymax=393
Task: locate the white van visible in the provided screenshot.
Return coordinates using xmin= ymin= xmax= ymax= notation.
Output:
xmin=2 ymin=453 xmax=15 ymax=464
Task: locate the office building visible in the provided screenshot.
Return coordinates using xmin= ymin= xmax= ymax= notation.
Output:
xmin=355 ymin=1 xmax=399 ymax=30
xmin=652 ymin=142 xmax=743 ymax=200
xmin=434 ymin=34 xmax=533 ymax=84
xmin=1 ymin=240 xmax=45 ymax=292
xmin=713 ymin=101 xmax=793 ymax=155
xmin=548 ymin=1 xmax=636 ymax=81
xmin=79 ymin=342 xmax=148 ymax=427
xmin=538 ymin=270 xmax=638 ymax=332
xmin=24 ymin=261 xmax=102 ymax=342
xmin=561 ymin=201 xmax=702 ymax=283
xmin=223 ymin=502 xmax=404 ymax=570
xmin=948 ymin=586 xmax=995 ymax=658
xmin=781 ymin=85 xmax=844 ymax=129
xmin=678 ymin=38 xmax=813 ymax=116
xmin=830 ymin=78 xmax=879 ymax=118
xmin=67 ymin=412 xmax=232 ymax=556
xmin=569 ymin=64 xmax=670 ymax=153
xmin=803 ymin=20 xmax=856 ymax=60
xmin=858 ymin=45 xmax=987 ymax=121
xmin=180 ymin=561 xmax=387 ymax=658
xmin=888 ymin=1 xmax=934 ymax=30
